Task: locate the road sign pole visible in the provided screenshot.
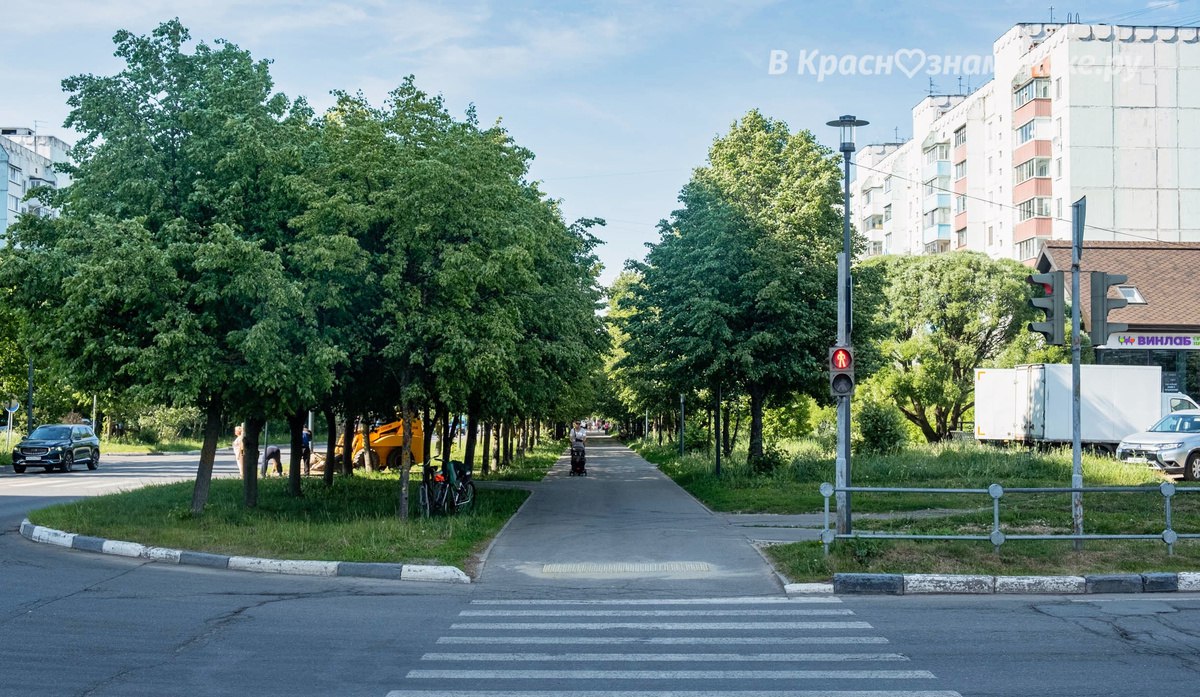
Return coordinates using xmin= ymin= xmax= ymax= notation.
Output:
xmin=1071 ymin=196 xmax=1086 ymax=550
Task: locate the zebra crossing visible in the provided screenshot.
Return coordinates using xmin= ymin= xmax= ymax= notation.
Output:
xmin=385 ymin=596 xmax=961 ymax=697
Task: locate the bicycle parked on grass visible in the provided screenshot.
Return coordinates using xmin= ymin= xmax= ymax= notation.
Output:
xmin=418 ymin=457 xmax=476 ymax=516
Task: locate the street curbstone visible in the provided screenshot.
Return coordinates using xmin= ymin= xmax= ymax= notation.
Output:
xmin=1086 ymin=573 xmax=1143 ymax=594
xmin=228 ymin=556 xmax=339 ymax=576
xmin=834 ymin=573 xmax=904 ymax=594
xmin=20 ymin=519 xmax=35 ymax=537
xmin=1179 ymin=572 xmax=1200 ymax=592
xmin=31 ymin=525 xmax=75 ymax=548
xmin=178 ymin=551 xmax=230 ymax=569
xmin=785 ymin=582 xmax=835 ymax=594
xmin=996 ymin=575 xmax=1085 ymax=594
xmin=142 ymin=546 xmax=182 ymax=563
xmin=71 ymin=535 xmax=106 ymax=553
xmin=1142 ymin=572 xmax=1178 ymax=592
xmin=103 ymin=540 xmax=148 ymax=558
xmin=904 ymin=574 xmax=994 ymax=594
xmin=400 ymin=564 xmax=471 ymax=584
xmin=337 ymin=562 xmax=406 ymax=580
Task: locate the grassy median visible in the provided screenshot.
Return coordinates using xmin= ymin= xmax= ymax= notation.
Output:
xmin=28 ymin=441 xmax=562 ymax=569
xmin=633 ymin=438 xmax=1200 ymax=581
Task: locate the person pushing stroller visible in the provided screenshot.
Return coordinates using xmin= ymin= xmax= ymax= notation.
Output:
xmin=569 ymin=420 xmax=588 ymax=476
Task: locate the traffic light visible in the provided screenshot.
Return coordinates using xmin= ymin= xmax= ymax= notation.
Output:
xmin=1090 ymin=271 xmax=1128 ymax=347
xmin=1027 ymin=271 xmax=1065 ymax=345
xmin=829 ymin=345 xmax=855 ymax=397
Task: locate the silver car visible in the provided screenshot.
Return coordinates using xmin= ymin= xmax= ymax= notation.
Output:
xmin=1116 ymin=409 xmax=1200 ymax=480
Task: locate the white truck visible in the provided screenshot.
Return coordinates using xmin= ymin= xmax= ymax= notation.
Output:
xmin=973 ymin=364 xmax=1197 ymax=453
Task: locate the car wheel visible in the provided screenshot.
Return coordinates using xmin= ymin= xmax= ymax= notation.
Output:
xmin=1186 ymin=452 xmax=1200 ymax=482
xmin=386 ymin=448 xmax=405 ymax=470
xmin=87 ymin=449 xmax=99 ymax=470
xmin=61 ymin=452 xmax=74 ymax=472
xmin=352 ymin=448 xmax=379 ymax=470
xmin=13 ymin=464 xmax=25 ymax=473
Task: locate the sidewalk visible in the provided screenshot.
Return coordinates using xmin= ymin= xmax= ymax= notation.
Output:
xmin=477 ymin=435 xmax=784 ymax=596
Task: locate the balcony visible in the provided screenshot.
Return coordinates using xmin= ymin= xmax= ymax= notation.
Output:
xmin=1012 ymin=177 xmax=1053 ymax=202
xmin=922 ymin=159 xmax=951 ymax=181
xmin=923 ymin=223 xmax=952 ymax=245
xmin=1014 ymin=217 xmax=1053 ymax=242
xmin=1013 ymin=97 xmax=1052 ymax=124
xmin=1013 ymin=140 xmax=1052 ymax=163
xmin=924 ymin=192 xmax=951 ymax=213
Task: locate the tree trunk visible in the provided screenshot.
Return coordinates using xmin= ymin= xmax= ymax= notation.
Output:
xmin=731 ymin=407 xmax=743 ymax=451
xmin=502 ymin=419 xmax=513 ymax=465
xmin=322 ymin=406 xmax=337 ymax=487
xmin=243 ymin=415 xmax=265 ymax=508
xmin=747 ymin=383 xmax=766 ymax=463
xmin=494 ymin=420 xmax=502 ymax=469
xmin=422 ymin=406 xmax=435 ymax=465
xmin=189 ymin=402 xmax=222 ymax=515
xmin=399 ymin=400 xmax=413 ymax=520
xmin=464 ymin=409 xmax=479 ymax=474
xmin=286 ymin=409 xmax=305 ymax=498
xmin=438 ymin=403 xmax=451 ymax=465
xmin=481 ymin=422 xmax=492 ymax=476
xmin=722 ymin=402 xmax=732 ymax=457
xmin=714 ymin=388 xmax=722 ymax=477
xmin=340 ymin=414 xmax=355 ymax=476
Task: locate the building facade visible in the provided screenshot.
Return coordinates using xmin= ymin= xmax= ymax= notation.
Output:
xmin=853 ymin=23 xmax=1200 ymax=264
xmin=0 ymin=127 xmax=71 ymax=235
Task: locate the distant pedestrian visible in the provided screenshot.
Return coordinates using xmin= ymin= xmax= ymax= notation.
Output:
xmin=301 ymin=426 xmax=313 ymax=475
xmin=261 ymin=444 xmax=283 ymax=477
xmin=232 ymin=425 xmax=245 ymax=477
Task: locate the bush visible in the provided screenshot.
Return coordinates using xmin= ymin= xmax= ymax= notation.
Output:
xmin=749 ymin=443 xmax=792 ymax=475
xmin=854 ymin=399 xmax=908 ymax=454
xmin=134 ymin=406 xmax=202 ymax=444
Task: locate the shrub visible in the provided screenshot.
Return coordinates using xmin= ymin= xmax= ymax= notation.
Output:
xmin=749 ymin=443 xmax=792 ymax=475
xmin=854 ymin=400 xmax=908 ymax=454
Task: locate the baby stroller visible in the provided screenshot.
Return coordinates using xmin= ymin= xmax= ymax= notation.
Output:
xmin=569 ymin=445 xmax=587 ymax=476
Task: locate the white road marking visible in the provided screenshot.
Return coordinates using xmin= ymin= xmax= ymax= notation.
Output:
xmin=435 ymin=636 xmax=890 ymax=645
xmin=469 ymin=597 xmax=840 ymax=605
xmin=449 ymin=622 xmax=874 ymax=630
xmin=421 ymin=652 xmax=908 ymax=662
xmin=405 ymin=669 xmax=936 ymax=680
xmin=459 ymin=609 xmax=854 ymax=617
xmin=387 ymin=692 xmax=962 ymax=697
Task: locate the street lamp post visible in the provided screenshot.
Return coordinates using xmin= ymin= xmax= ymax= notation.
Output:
xmin=826 ymin=114 xmax=868 ymax=535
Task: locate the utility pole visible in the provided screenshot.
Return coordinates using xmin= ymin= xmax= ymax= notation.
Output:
xmin=1071 ymin=196 xmax=1086 ymax=549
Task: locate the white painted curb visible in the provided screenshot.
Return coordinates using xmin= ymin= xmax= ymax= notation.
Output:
xmin=101 ymin=540 xmax=147 ymax=558
xmin=904 ymin=574 xmax=995 ymax=594
xmin=996 ymin=575 xmax=1086 ymax=594
xmin=401 ymin=564 xmax=471 ymax=583
xmin=228 ymin=556 xmax=339 ymax=576
xmin=32 ymin=526 xmax=76 ymax=548
xmin=143 ymin=546 xmax=183 ymax=563
xmin=1178 ymin=572 xmax=1200 ymax=592
xmin=785 ymin=582 xmax=834 ymax=594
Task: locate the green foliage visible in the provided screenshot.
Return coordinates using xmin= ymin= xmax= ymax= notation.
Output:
xmin=763 ymin=394 xmax=813 ymax=442
xmin=134 ymin=406 xmax=203 ymax=444
xmin=863 ymin=252 xmax=1035 ymax=442
xmin=749 ymin=443 xmax=792 ymax=475
xmin=853 ymin=398 xmax=908 ymax=454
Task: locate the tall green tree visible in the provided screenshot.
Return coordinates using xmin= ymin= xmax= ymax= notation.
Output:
xmin=863 ymin=252 xmax=1036 ymax=441
xmin=3 ymin=20 xmax=336 ymax=511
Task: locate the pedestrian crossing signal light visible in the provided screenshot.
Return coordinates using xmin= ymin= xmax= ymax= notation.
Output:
xmin=829 ymin=346 xmax=855 ymax=397
xmin=1090 ymin=271 xmax=1128 ymax=347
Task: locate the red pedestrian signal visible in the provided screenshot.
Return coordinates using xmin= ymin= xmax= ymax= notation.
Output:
xmin=829 ymin=346 xmax=855 ymax=397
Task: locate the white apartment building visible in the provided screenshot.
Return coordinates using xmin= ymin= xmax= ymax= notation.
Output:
xmin=0 ymin=126 xmax=71 ymax=234
xmin=854 ymin=23 xmax=1200 ymax=264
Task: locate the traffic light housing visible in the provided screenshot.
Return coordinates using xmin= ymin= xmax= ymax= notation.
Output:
xmin=829 ymin=346 xmax=855 ymax=397
xmin=1090 ymin=271 xmax=1128 ymax=347
xmin=1027 ymin=271 xmax=1065 ymax=346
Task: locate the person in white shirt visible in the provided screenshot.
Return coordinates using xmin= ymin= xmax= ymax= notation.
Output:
xmin=569 ymin=421 xmax=587 ymax=450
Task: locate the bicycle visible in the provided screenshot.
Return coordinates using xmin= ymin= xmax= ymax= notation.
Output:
xmin=418 ymin=457 xmax=476 ymax=517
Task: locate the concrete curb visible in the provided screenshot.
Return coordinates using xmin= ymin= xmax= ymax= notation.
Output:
xmin=833 ymin=571 xmax=1199 ymax=595
xmin=19 ymin=519 xmax=469 ymax=584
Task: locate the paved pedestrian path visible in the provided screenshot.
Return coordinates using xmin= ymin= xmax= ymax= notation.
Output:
xmin=478 ymin=435 xmax=784 ymax=596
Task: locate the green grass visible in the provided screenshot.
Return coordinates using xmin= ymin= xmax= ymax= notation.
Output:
xmin=100 ymin=439 xmax=214 ymax=454
xmin=632 ymin=436 xmax=1200 ymax=581
xmin=25 ymin=438 xmax=566 ymax=570
xmin=29 ymin=474 xmax=528 ymax=568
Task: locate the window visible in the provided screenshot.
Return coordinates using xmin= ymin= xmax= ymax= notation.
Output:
xmin=924 ymin=239 xmax=951 ymax=254
xmin=863 ymin=188 xmax=871 ymax=204
xmin=7 ymin=194 xmax=19 ymax=212
xmin=1013 ymin=77 xmax=1050 ymax=108
xmin=954 ymin=161 xmax=966 ymax=180
xmin=956 ymin=227 xmax=967 ymax=247
xmin=954 ymin=126 xmax=967 ymax=147
xmin=883 ymin=204 xmax=892 ymax=222
xmin=1016 ymin=238 xmax=1041 ymax=260
xmin=1014 ymin=157 xmax=1051 ymax=183
xmin=1056 ymin=198 xmax=1062 ymax=218
xmin=954 ymin=195 xmax=967 ymax=214
xmin=1056 ymin=77 xmax=1062 ymax=99
xmin=924 ymin=143 xmax=949 ymax=163
xmin=1056 ymin=158 xmax=1062 ymax=178
xmin=923 ymin=208 xmax=950 ymax=227
xmin=1015 ymin=120 xmax=1037 ymax=144
xmin=1119 ymin=286 xmax=1146 ymax=304
xmin=987 ymin=225 xmax=994 ymax=246
xmin=7 ymin=165 xmax=20 ymax=184
xmin=1017 ymin=197 xmax=1052 ymax=221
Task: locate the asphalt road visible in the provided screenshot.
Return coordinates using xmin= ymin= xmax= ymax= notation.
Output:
xmin=2 ymin=440 xmax=1199 ymax=696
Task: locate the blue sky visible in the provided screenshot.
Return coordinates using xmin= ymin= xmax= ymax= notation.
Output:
xmin=2 ymin=0 xmax=1196 ymax=285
